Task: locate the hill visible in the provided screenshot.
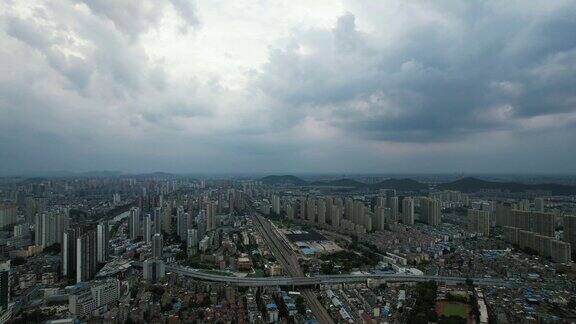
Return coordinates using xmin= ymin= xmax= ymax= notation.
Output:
xmin=262 ymin=175 xmax=428 ymax=191
xmin=372 ymin=178 xmax=428 ymax=191
xmin=261 ymin=175 xmax=307 ymax=186
xmin=438 ymin=177 xmax=576 ymax=195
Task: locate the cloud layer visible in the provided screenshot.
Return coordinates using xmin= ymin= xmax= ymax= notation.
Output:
xmin=1 ymin=0 xmax=575 ymax=174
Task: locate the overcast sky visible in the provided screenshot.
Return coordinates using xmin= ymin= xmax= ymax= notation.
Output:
xmin=1 ymin=0 xmax=575 ymax=175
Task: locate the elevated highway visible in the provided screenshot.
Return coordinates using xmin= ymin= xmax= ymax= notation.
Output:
xmin=162 ymin=264 xmax=511 ymax=287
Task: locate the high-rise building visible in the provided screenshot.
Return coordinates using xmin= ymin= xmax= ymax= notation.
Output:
xmin=286 ymin=204 xmax=294 ymax=220
xmin=533 ymin=212 xmax=555 ymax=237
xmin=517 ymin=199 xmax=530 ymax=211
xmin=152 ymin=208 xmax=162 ymax=235
xmin=401 ymin=197 xmax=414 ymax=225
xmin=331 ymin=205 xmax=341 ymax=228
xmin=421 ymin=198 xmax=441 ymax=226
xmin=324 ymin=197 xmax=332 ymax=223
xmin=0 ymin=261 xmax=9 ymax=313
xmin=353 ymin=200 xmax=365 ymax=225
xmin=272 ymin=195 xmax=281 ymax=215
xmin=112 ymin=193 xmax=121 ymax=206
xmin=495 ymin=202 xmax=513 ymax=227
xmin=207 ymin=202 xmax=218 ymax=232
xmin=306 ymin=198 xmax=316 ymax=222
xmin=96 ymin=222 xmax=109 ymax=263
xmin=176 ymin=207 xmax=187 ymax=241
xmin=344 ymin=198 xmax=353 ymax=221
xmin=34 ymin=213 xmax=44 ymax=246
xmin=76 ymin=230 xmax=97 ymax=283
xmin=13 ymin=224 xmax=28 ymax=238
xmin=317 ymin=198 xmax=326 ymax=225
xmin=551 ymin=240 xmax=571 ymax=263
xmin=186 ymin=229 xmax=197 ymax=256
xmin=374 ymin=207 xmax=386 ymax=231
xmin=563 ymin=215 xmax=576 ymax=257
xmin=34 ymin=212 xmax=65 ymax=247
xmin=162 ymin=204 xmax=172 ymax=234
xmin=387 ymin=196 xmax=399 ymax=223
xmin=152 ymin=233 xmax=164 ymax=258
xmin=467 ymin=209 xmax=491 ymax=236
xmin=143 ymin=259 xmax=165 ymax=283
xmin=0 ymin=203 xmax=17 ymax=229
xmin=63 ymin=228 xmax=81 ymax=278
xmin=143 ymin=214 xmax=153 ymax=244
xmin=128 ymin=207 xmax=140 ymax=240
xmin=364 ymin=212 xmax=373 ymax=231
xmin=534 ymin=198 xmax=545 ymax=212
xmin=196 ymin=211 xmax=206 ymax=243
xmin=298 ymin=198 xmax=306 ymax=220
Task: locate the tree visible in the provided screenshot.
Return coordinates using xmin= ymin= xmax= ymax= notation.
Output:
xmin=295 ymin=296 xmax=306 ymax=315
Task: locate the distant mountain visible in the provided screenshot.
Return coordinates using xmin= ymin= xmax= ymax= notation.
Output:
xmin=262 ymin=175 xmax=428 ymax=191
xmin=438 ymin=177 xmax=576 ymax=195
xmin=261 ymin=175 xmax=307 ymax=186
xmin=309 ymin=178 xmax=365 ymax=188
xmin=372 ymin=178 xmax=428 ymax=191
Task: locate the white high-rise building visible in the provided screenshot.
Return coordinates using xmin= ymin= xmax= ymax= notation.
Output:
xmin=421 ymin=198 xmax=441 ymax=226
xmin=387 ymin=196 xmax=399 ymax=223
xmin=35 ymin=212 xmax=65 ymax=247
xmin=374 ymin=207 xmax=386 ymax=231
xmin=331 ymin=205 xmax=341 ymax=228
xmin=0 ymin=203 xmax=17 ymax=229
xmin=143 ymin=259 xmax=165 ymax=283
xmin=128 ymin=207 xmax=140 ymax=240
xmin=402 ymin=197 xmax=414 ymax=225
xmin=143 ymin=214 xmax=153 ymax=244
xmin=96 ymin=222 xmax=109 ymax=263
xmin=272 ymin=195 xmax=281 ymax=215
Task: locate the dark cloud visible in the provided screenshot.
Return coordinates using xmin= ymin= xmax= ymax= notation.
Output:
xmin=256 ymin=1 xmax=576 ymax=143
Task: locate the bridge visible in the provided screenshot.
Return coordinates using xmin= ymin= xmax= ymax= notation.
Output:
xmin=148 ymin=263 xmax=510 ymax=287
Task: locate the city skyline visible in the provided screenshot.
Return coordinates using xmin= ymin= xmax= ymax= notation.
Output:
xmin=1 ymin=1 xmax=576 ymax=174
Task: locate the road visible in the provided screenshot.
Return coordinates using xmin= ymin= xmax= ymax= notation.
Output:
xmin=251 ymin=214 xmax=335 ymax=324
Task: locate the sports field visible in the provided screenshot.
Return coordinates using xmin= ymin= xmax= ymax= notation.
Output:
xmin=442 ymin=302 xmax=467 ymax=317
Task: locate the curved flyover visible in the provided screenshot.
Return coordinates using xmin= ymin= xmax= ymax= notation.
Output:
xmin=163 ymin=264 xmax=511 ymax=287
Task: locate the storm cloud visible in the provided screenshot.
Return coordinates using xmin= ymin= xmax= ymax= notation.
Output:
xmin=1 ymin=0 xmax=575 ymax=174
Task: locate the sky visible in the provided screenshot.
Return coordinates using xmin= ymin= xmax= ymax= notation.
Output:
xmin=1 ymin=0 xmax=575 ymax=175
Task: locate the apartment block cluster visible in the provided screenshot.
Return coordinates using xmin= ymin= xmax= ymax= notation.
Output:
xmin=263 ymin=190 xmax=443 ymax=235
xmin=496 ymin=202 xmax=573 ymax=263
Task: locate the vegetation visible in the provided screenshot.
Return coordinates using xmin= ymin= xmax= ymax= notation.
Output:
xmin=407 ymin=281 xmax=438 ymax=324
xmin=183 ymin=254 xmax=215 ymax=270
xmin=295 ymin=296 xmax=307 ymax=315
xmin=13 ymin=309 xmax=57 ymax=323
xmin=43 ymin=242 xmax=61 ymax=254
xmin=438 ymin=315 xmax=467 ymax=324
xmin=11 ymin=257 xmax=27 ymax=266
xmin=319 ymin=250 xmax=377 ymax=272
